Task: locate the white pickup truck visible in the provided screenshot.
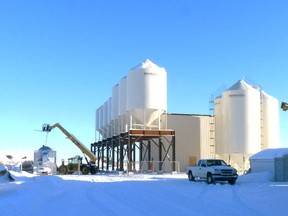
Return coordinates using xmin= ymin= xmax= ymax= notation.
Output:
xmin=186 ymin=159 xmax=238 ymax=185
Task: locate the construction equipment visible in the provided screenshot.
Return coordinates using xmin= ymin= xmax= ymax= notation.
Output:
xmin=58 ymin=155 xmax=90 ymax=175
xmin=281 ymin=101 xmax=288 ymax=111
xmin=42 ymin=123 xmax=98 ymax=175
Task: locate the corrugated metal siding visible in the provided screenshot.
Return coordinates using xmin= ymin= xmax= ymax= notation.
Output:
xmin=167 ymin=114 xmax=213 ymax=172
xmin=275 ymin=155 xmax=288 ymax=182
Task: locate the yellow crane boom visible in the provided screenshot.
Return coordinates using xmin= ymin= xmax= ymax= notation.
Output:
xmin=42 ymin=123 xmax=97 ymax=163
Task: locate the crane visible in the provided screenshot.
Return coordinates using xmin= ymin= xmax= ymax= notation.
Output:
xmin=281 ymin=101 xmax=288 ymax=111
xmin=42 ymin=123 xmax=98 ymax=174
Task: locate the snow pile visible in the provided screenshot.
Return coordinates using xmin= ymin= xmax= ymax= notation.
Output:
xmin=0 ymin=165 xmax=15 ymax=183
xmin=238 ymin=171 xmax=273 ymax=183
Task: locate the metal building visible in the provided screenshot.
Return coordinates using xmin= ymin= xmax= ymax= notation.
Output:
xmin=166 ymin=114 xmax=215 ymax=172
xmin=249 ymin=148 xmax=288 ymax=182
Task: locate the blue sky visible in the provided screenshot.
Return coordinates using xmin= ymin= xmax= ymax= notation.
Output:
xmin=1 ymin=1 xmax=287 ymax=162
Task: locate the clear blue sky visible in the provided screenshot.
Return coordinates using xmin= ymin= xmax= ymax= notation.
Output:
xmin=1 ymin=0 xmax=287 ymax=162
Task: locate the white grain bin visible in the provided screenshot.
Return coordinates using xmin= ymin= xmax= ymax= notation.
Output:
xmin=118 ymin=76 xmax=127 ymax=116
xmin=214 ymin=96 xmax=225 ymax=155
xmin=222 ymin=80 xmax=261 ymax=154
xmin=112 ymin=84 xmax=119 ymax=119
xmin=99 ymin=105 xmax=104 ymax=135
xmin=103 ymin=100 xmax=109 ymax=128
xmin=108 ymin=97 xmax=112 ymax=136
xmin=119 ymin=76 xmax=128 ymax=132
xmin=261 ymin=91 xmax=280 ymax=149
xmin=108 ymin=97 xmax=112 ymax=122
xmin=127 ymin=59 xmax=167 ymax=129
xmin=112 ymin=84 xmax=119 ymax=135
xmin=96 ymin=107 xmax=100 ymax=132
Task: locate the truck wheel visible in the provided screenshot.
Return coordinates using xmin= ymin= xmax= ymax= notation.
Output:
xmin=58 ymin=165 xmax=67 ymax=175
xmin=81 ymin=166 xmax=89 ymax=175
xmin=207 ymin=173 xmax=214 ymax=184
xmin=90 ymin=166 xmax=98 ymax=175
xmin=67 ymin=163 xmax=75 ymax=174
xmin=188 ymin=171 xmax=195 ymax=181
xmin=228 ymin=179 xmax=236 ymax=185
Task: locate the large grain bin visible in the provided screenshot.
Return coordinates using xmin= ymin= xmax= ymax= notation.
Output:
xmin=119 ymin=76 xmax=128 ymax=132
xmin=96 ymin=105 xmax=104 ymax=136
xmin=221 ymin=80 xmax=261 ymax=154
xmin=261 ymin=91 xmax=280 ymax=149
xmin=103 ymin=100 xmax=109 ymax=136
xmin=127 ymin=59 xmax=167 ymax=129
xmin=96 ymin=107 xmax=101 ymax=134
xmin=112 ymin=84 xmax=119 ymax=135
xmin=118 ymin=76 xmax=127 ymax=116
xmin=112 ymin=84 xmax=119 ymax=119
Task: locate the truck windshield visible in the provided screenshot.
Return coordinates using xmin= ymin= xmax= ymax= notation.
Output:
xmin=207 ymin=160 xmax=227 ymax=166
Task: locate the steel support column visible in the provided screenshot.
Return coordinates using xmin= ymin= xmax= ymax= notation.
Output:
xmin=172 ymin=135 xmax=176 ymax=171
xmin=106 ymin=140 xmax=109 ymax=171
xmin=101 ymin=141 xmax=104 ymax=170
xmin=97 ymin=142 xmax=101 ymax=169
xmin=112 ymin=138 xmax=115 ymax=171
xmin=120 ymin=137 xmax=124 ymax=171
xmin=159 ymin=138 xmax=162 ymax=171
xmin=139 ymin=141 xmax=143 ymax=171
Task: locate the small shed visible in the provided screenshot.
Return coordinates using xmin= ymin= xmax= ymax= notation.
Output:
xmin=249 ymin=148 xmax=288 ymax=182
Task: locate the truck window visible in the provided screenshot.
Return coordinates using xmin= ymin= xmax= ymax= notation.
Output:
xmin=220 ymin=160 xmax=227 ymax=166
xmin=201 ymin=161 xmax=207 ymax=167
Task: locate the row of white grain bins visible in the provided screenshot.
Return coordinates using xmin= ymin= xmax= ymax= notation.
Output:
xmin=96 ymin=59 xmax=167 ymax=139
xmin=214 ymin=80 xmax=280 ymax=167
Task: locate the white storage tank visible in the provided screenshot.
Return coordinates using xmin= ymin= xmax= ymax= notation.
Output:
xmin=261 ymin=91 xmax=280 ymax=149
xmin=119 ymin=76 xmax=128 ymax=132
xmin=221 ymin=80 xmax=261 ymax=154
xmin=127 ymin=59 xmax=167 ymax=128
xmin=108 ymin=97 xmax=112 ymax=123
xmin=214 ymin=96 xmax=225 ymax=155
xmin=108 ymin=97 xmax=112 ymax=136
xmin=112 ymin=84 xmax=119 ymax=135
xmin=112 ymin=84 xmax=119 ymax=119
xmin=103 ymin=100 xmax=109 ymax=128
xmin=96 ymin=107 xmax=100 ymax=132
xmin=118 ymin=76 xmax=127 ymax=116
xmin=99 ymin=105 xmax=104 ymax=135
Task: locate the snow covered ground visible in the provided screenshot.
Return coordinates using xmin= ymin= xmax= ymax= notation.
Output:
xmin=1 ymin=170 xmax=288 ymax=216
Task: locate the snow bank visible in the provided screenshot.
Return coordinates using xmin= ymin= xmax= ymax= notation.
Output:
xmin=1 ymin=172 xmax=288 ymax=216
xmin=238 ymin=171 xmax=272 ymax=183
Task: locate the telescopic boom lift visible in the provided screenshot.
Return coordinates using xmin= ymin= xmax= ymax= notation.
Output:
xmin=42 ymin=123 xmax=98 ymax=174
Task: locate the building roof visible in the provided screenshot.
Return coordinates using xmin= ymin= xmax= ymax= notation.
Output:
xmin=226 ymin=80 xmax=252 ymax=91
xmin=250 ymin=148 xmax=288 ymax=160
